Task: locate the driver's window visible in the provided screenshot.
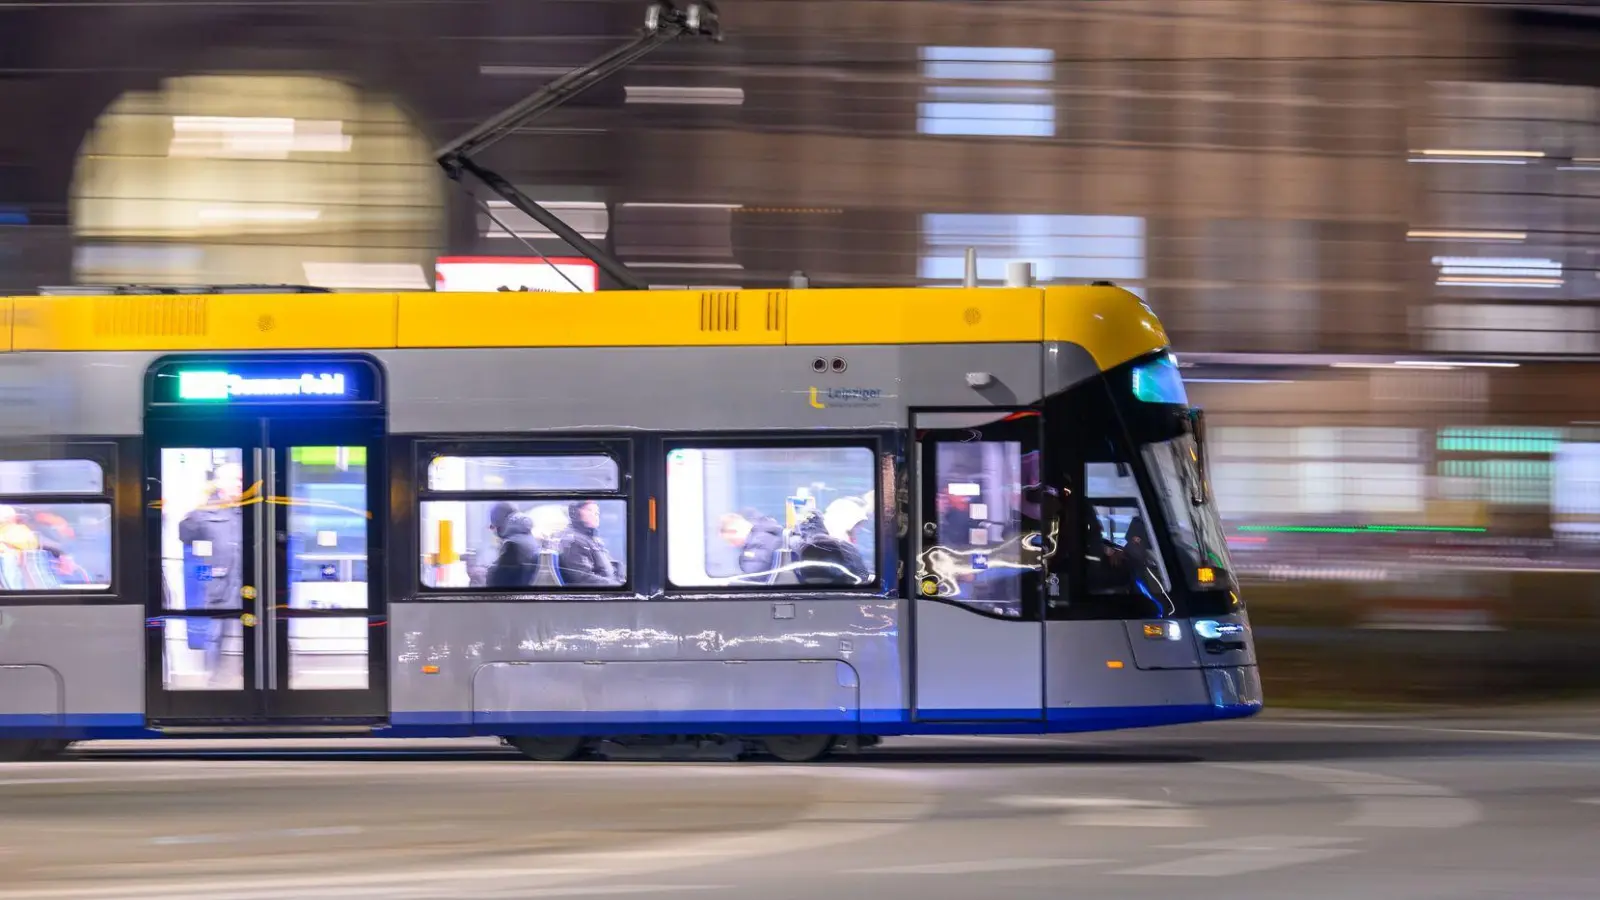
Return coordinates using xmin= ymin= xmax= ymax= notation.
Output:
xmin=1083 ymin=460 xmax=1171 ymax=597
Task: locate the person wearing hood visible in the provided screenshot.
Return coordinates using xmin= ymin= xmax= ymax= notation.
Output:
xmin=485 ymin=501 xmax=538 ymax=588
xmin=718 ymin=509 xmax=786 ymax=576
xmin=557 ymin=500 xmax=622 ymax=586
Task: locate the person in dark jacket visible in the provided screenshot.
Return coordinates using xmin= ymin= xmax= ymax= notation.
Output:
xmin=485 ymin=501 xmax=539 ymax=588
xmin=177 ymin=462 xmax=244 ymax=679
xmin=717 ymin=509 xmax=786 ymax=576
xmin=557 ymin=500 xmax=622 ymax=586
xmin=792 ymin=511 xmax=869 ymax=586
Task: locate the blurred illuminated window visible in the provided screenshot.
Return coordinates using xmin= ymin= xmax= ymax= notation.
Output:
xmin=1554 ymin=443 xmax=1600 ymax=537
xmin=1437 ymin=428 xmax=1561 ymax=455
xmin=919 ymin=47 xmax=1055 ymax=138
xmin=70 ymin=75 xmax=444 ymax=289
xmin=1435 ymin=427 xmax=1559 ymax=508
xmin=919 ymin=214 xmax=1144 ymax=288
xmin=0 ymin=457 xmax=113 ymax=593
xmin=664 ymin=445 xmax=876 ymax=590
xmin=426 ymin=455 xmax=620 ymax=493
xmin=1208 ymin=427 xmax=1425 ymax=518
xmin=419 ymin=451 xmax=630 ymax=592
xmin=1423 ymin=304 xmax=1599 ymax=355
xmin=1414 ymin=81 xmax=1600 ymax=355
xmin=1437 ymin=460 xmax=1551 ymax=507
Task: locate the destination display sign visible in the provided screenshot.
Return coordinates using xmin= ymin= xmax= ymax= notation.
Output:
xmin=148 ymin=358 xmax=380 ymax=406
xmin=177 ymin=371 xmax=348 ymax=401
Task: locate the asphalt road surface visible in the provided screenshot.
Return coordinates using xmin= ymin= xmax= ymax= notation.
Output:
xmin=2 ymin=711 xmax=1600 ymax=899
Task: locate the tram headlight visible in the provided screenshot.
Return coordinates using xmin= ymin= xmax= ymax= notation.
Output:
xmin=1194 ymin=620 xmax=1244 ymax=640
xmin=1142 ymin=621 xmax=1182 ymax=641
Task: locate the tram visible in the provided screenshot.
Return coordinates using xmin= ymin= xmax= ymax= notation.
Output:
xmin=0 ymin=282 xmax=1260 ymax=762
xmin=0 ymin=2 xmax=1258 ymax=763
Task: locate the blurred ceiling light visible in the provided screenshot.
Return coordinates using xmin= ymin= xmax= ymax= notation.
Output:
xmin=1437 ymin=276 xmax=1563 ymax=287
xmin=1394 ymin=360 xmax=1519 ymax=369
xmin=302 ymin=262 xmax=430 ymax=291
xmin=624 ymin=86 xmax=744 ymax=105
xmin=1411 ymin=149 xmax=1545 ymax=158
xmin=1407 ymin=149 xmax=1533 ymax=165
xmin=168 ymin=116 xmax=353 ymax=159
xmin=1407 ymin=230 xmax=1526 ymax=241
xmin=1432 ymin=256 xmax=1563 ymax=288
xmin=197 ymin=206 xmax=322 ymax=224
xmin=1331 ymin=362 xmax=1458 ymax=370
xmin=1407 ymin=158 xmax=1527 ymax=166
xmin=619 ymin=202 xmax=743 ymax=210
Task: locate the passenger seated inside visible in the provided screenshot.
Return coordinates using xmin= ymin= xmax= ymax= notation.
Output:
xmin=792 ymin=508 xmax=869 ymax=586
xmin=485 ymin=501 xmax=538 ymax=588
xmin=718 ymin=509 xmax=785 ymax=576
xmin=557 ymin=500 xmax=624 ymax=587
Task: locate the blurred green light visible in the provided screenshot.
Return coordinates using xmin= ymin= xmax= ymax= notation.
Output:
xmin=1234 ymin=524 xmax=1487 ymax=534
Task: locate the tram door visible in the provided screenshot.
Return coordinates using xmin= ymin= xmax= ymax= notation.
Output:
xmin=142 ymin=357 xmax=387 ymax=726
xmin=910 ymin=409 xmax=1045 ymax=722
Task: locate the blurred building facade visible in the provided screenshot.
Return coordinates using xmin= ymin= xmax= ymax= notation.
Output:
xmin=0 ymin=0 xmax=1594 ymax=356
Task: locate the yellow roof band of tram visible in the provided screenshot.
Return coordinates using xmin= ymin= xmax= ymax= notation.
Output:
xmin=3 ymin=284 xmax=1167 ymax=372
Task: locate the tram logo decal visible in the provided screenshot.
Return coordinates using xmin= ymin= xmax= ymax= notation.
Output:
xmin=177 ymin=371 xmax=349 ymax=401
xmin=808 ymin=387 xmax=885 ymax=409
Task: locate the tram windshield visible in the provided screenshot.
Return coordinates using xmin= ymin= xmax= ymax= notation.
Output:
xmin=1121 ymin=354 xmax=1236 ymax=593
xmin=1142 ymin=433 xmax=1233 ymax=590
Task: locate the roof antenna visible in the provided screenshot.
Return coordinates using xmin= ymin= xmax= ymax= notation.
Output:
xmin=435 ymin=2 xmax=723 ymax=291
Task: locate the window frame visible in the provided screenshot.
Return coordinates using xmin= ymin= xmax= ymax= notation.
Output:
xmin=659 ymin=433 xmax=885 ymax=596
xmin=414 ymin=439 xmax=634 ymax=596
xmin=0 ymin=442 xmax=118 ymax=598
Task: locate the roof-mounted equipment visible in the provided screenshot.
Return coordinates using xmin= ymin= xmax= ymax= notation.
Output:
xmin=435 ymin=1 xmax=723 ymax=291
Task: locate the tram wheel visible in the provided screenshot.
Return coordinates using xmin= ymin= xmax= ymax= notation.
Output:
xmin=762 ymin=734 xmax=835 ymax=763
xmin=507 ymin=736 xmax=588 ymax=762
xmin=0 ymin=740 xmax=37 ymax=763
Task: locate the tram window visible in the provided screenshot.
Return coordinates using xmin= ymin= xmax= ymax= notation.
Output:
xmin=0 ymin=459 xmax=103 ymax=494
xmin=427 ymin=455 xmax=619 ymax=493
xmin=0 ymin=458 xmax=113 ymax=593
xmin=287 ymin=447 xmax=369 ymax=611
xmin=420 ymin=499 xmax=628 ymax=590
xmin=159 ymin=448 xmax=247 ymax=612
xmin=1083 ymin=460 xmax=1172 ymax=602
xmin=665 ymin=445 xmax=876 ymax=589
xmin=919 ymin=440 xmax=1038 ymax=618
